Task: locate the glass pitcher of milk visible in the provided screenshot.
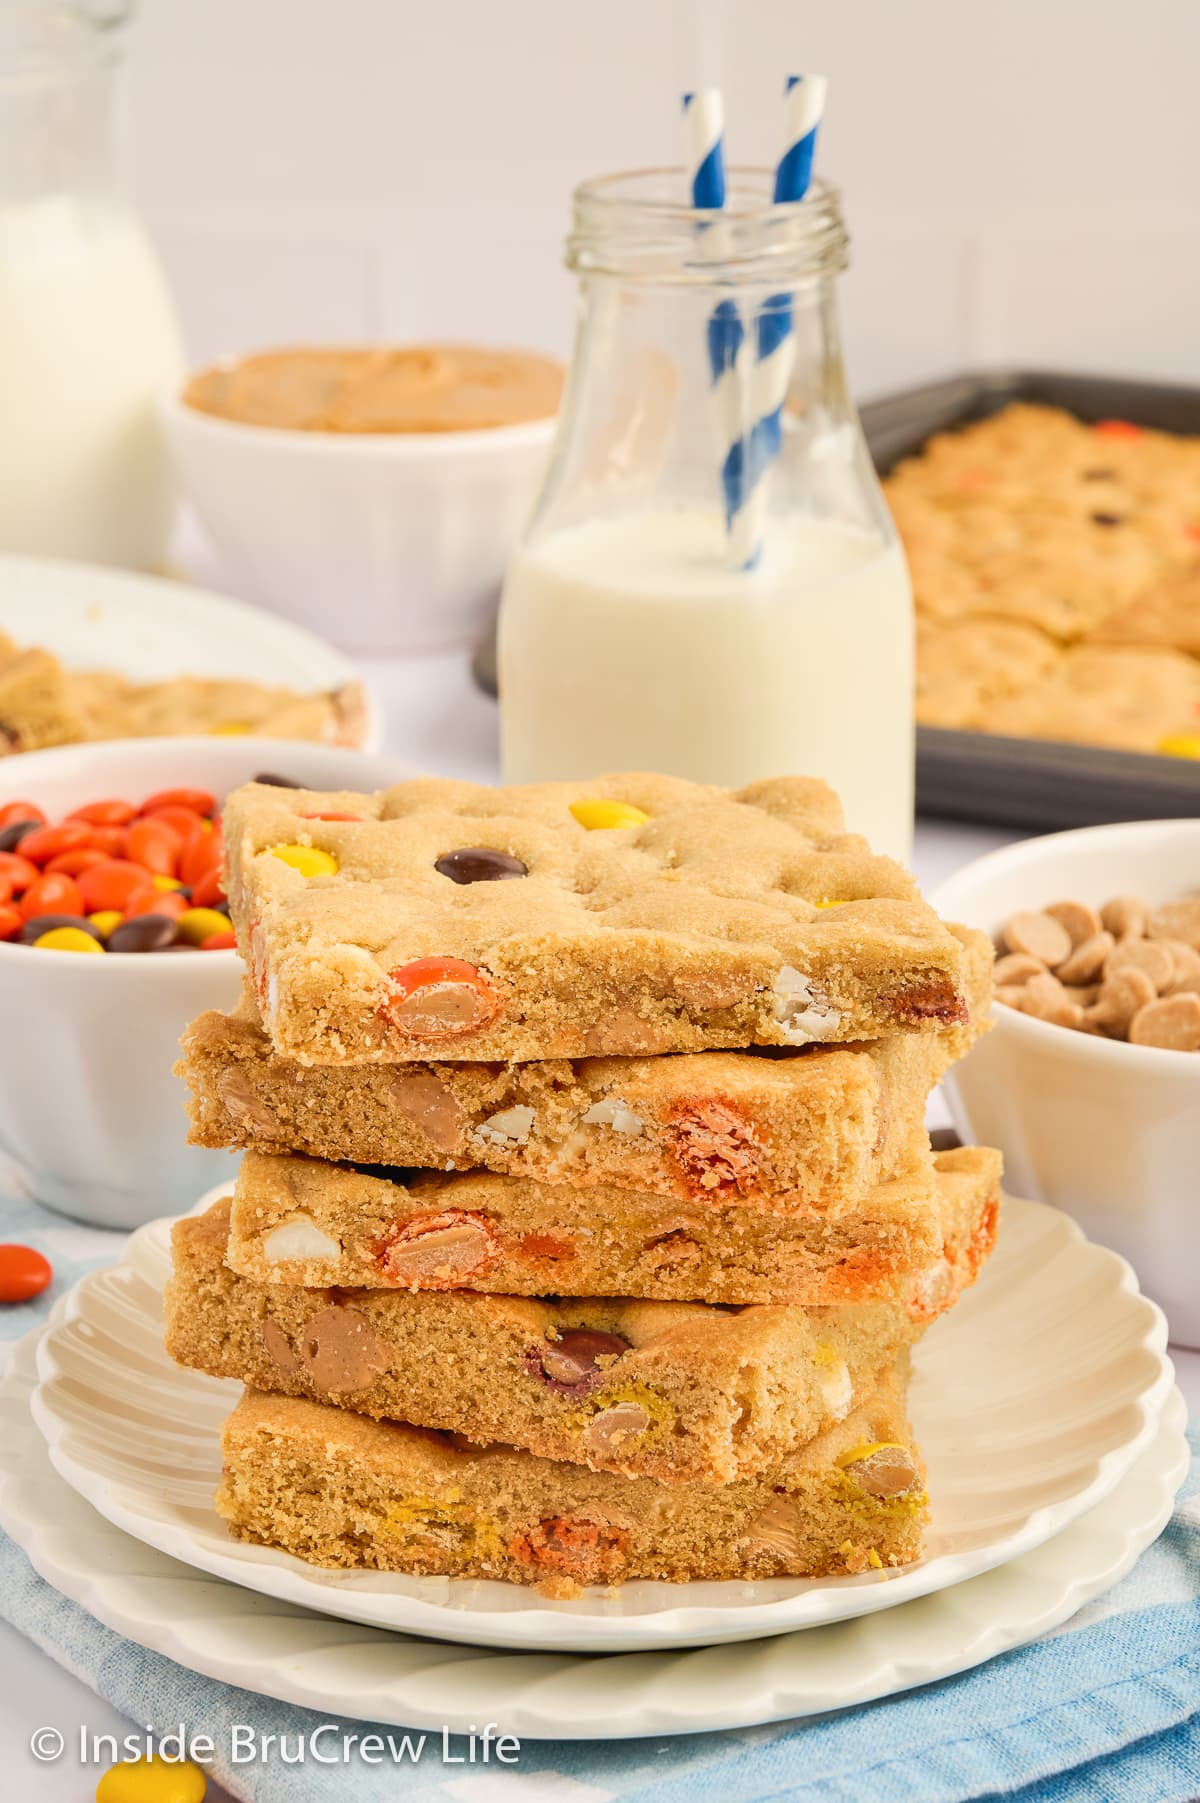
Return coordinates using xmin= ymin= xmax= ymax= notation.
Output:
xmin=499 ymin=169 xmax=914 ymax=861
xmin=0 ymin=2 xmax=184 ymax=568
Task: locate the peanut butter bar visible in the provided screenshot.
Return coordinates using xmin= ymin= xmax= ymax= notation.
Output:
xmin=216 ymin=1364 xmax=927 ymax=1585
xmin=224 ymin=1144 xmax=1001 ymax=1308
xmin=168 ymin=1196 xmax=931 ymax=1484
xmin=0 ymin=630 xmax=366 ymax=754
xmin=178 ymin=927 xmax=991 ymax=1213
xmin=978 ymin=646 xmax=1200 ymax=753
xmin=221 ymin=774 xmax=970 ymax=1065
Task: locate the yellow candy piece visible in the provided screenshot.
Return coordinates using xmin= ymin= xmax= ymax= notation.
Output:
xmin=867 ymin=1547 xmax=883 ymax=1570
xmin=814 ymin=898 xmax=844 ymax=909
xmin=569 ymin=799 xmax=650 ymax=831
xmin=88 ymin=910 xmax=124 ymax=940
xmin=270 ymin=843 xmax=340 ymax=877
xmin=176 ymin=906 xmax=232 ymax=946
xmin=834 ymin=1440 xmax=906 ymax=1469
xmin=95 ymin=1755 xmax=207 ymax=1803
xmin=1158 ymin=733 xmax=1200 ymax=759
xmin=152 ymin=874 xmax=184 ymax=892
xmin=209 ymin=721 xmax=251 ymax=736
xmin=33 ymin=926 xmax=105 ymax=953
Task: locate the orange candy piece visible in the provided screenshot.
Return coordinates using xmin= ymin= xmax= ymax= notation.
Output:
xmin=384 ymin=955 xmax=500 ymax=1040
xmin=19 ymin=871 xmax=84 ymax=920
xmin=44 ymin=847 xmax=110 ymax=877
xmin=180 ymin=823 xmax=223 ymax=887
xmin=68 ymin=798 xmax=137 ymax=826
xmin=0 ymin=851 xmax=38 ymax=894
xmin=17 ymin=820 xmax=95 ymax=864
xmin=139 ymin=787 xmax=215 ymax=817
xmin=189 ymin=868 xmax=227 ymax=909
xmin=78 ymin=859 xmax=157 ymax=915
xmin=200 ymin=929 xmax=237 ymax=950
xmin=126 ymin=890 xmax=190 ymax=922
xmin=0 ymin=1244 xmax=52 ymax=1303
xmin=1094 ymin=418 xmax=1143 ymax=439
xmin=0 ymin=801 xmax=45 ymax=829
xmin=125 ymin=817 xmax=183 ymax=878
xmin=0 ymin=902 xmax=21 ymax=940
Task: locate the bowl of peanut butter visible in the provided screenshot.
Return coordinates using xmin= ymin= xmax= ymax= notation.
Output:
xmin=165 ymin=344 xmax=563 ymax=654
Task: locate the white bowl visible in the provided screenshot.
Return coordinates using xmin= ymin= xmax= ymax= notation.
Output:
xmin=163 ymin=386 xmax=556 ymax=655
xmin=0 ymin=737 xmax=409 ymax=1229
xmin=933 ymin=820 xmax=1200 ymax=1347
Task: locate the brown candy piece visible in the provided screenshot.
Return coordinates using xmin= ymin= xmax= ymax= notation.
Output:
xmin=842 ymin=1443 xmax=921 ymax=1498
xmin=1128 ymin=993 xmax=1200 ymax=1051
xmin=261 ymin=1314 xmax=302 ymax=1376
xmin=388 ymin=1070 xmax=464 ymax=1154
xmin=379 ymin=1209 xmax=499 ymax=1288
xmin=108 ymin=914 xmax=180 ymax=953
xmin=389 ymin=982 xmax=496 ymax=1038
xmin=0 ymin=818 xmax=39 ymax=852
xmin=581 ymin=1400 xmax=653 ymax=1455
xmin=1002 ymin=910 xmax=1072 ymax=968
xmin=219 ymin=1068 xmax=285 ymax=1139
xmin=744 ymin=1496 xmax=804 ymax=1558
xmin=299 ymin=1305 xmax=391 ymax=1393
xmin=18 ymin=912 xmax=103 ymax=945
xmin=534 ymin=1327 xmax=629 ymax=1393
xmin=434 ymin=846 xmax=528 ymax=884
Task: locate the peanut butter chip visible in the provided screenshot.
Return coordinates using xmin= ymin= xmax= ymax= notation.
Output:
xmin=387 ymin=1070 xmax=464 ymax=1153
xmin=1002 ymin=910 xmax=1072 ymax=968
xmin=301 ymin=1306 xmax=391 ymax=1393
xmin=1107 ymin=938 xmax=1175 ymax=992
xmin=261 ymin=1315 xmax=302 ymax=1375
xmin=845 ymin=1445 xmax=920 ymax=1498
xmin=1020 ymin=972 xmax=1083 ymax=1028
xmin=1101 ymin=895 xmax=1149 ymax=941
xmin=581 ymin=1401 xmax=652 ymax=1454
xmin=1089 ymin=965 xmax=1157 ymax=1033
xmin=1147 ymin=898 xmax=1200 ymax=950
xmin=381 ymin=1211 xmax=498 ymax=1288
xmin=1165 ymin=942 xmax=1200 ymax=994
xmin=993 ymin=952 xmax=1047 ymax=985
xmin=1056 ymin=932 xmax=1114 ymax=985
xmin=1128 ymin=993 xmax=1200 ymax=1050
xmin=1044 ymin=900 xmax=1102 ymax=947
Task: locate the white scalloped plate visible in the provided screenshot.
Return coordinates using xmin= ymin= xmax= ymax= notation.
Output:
xmin=29 ymin=1191 xmax=1175 ymax=1653
xmin=3 ymin=1317 xmax=1189 ymax=1738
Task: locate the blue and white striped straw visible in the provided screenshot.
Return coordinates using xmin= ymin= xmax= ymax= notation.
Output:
xmin=730 ymin=72 xmax=827 ymax=567
xmin=683 ymin=88 xmax=755 ymax=563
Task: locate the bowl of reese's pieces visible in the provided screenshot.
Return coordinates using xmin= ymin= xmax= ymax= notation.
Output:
xmin=932 ymin=817 xmax=1200 ymax=1346
xmin=163 ymin=343 xmax=563 ymax=655
xmin=0 ymin=736 xmax=407 ymax=1230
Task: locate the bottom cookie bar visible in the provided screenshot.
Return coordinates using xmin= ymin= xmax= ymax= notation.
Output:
xmin=216 ymin=1363 xmax=926 ymax=1587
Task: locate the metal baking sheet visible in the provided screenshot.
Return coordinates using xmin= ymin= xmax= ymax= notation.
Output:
xmin=474 ymin=368 xmax=1200 ymax=831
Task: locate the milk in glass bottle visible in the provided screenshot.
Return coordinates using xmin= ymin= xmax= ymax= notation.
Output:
xmin=0 ymin=2 xmax=184 ymax=567
xmin=499 ymin=169 xmax=914 ymax=861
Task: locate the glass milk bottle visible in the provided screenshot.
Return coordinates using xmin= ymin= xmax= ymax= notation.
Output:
xmin=499 ymin=169 xmax=914 ymax=862
xmin=0 ymin=2 xmax=184 ymax=568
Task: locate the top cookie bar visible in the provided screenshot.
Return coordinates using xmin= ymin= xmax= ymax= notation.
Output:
xmin=223 ymin=774 xmax=968 ymax=1064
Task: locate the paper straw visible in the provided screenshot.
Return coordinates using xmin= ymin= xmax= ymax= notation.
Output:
xmin=732 ymin=73 xmax=827 ymax=568
xmin=683 ymin=88 xmax=758 ymax=563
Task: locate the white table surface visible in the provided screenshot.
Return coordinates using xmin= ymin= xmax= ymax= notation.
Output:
xmin=2 ymin=642 xmax=1196 ymax=1800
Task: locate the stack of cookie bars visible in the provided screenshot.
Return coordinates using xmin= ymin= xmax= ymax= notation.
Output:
xmin=167 ymin=774 xmax=1001 ymax=1590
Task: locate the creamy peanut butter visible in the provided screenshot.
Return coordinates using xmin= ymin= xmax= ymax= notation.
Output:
xmin=183 ymin=345 xmax=563 ymax=433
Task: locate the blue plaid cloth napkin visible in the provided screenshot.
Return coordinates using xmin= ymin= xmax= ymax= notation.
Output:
xmin=1 ymin=1189 xmax=1198 ymax=1803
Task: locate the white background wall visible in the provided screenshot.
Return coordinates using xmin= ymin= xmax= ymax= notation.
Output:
xmin=122 ymin=0 xmax=1200 ymax=399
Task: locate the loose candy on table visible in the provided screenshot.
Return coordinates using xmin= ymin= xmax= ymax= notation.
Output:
xmin=94 ymin=1756 xmax=207 ymax=1803
xmin=0 ymin=1243 xmax=52 ymax=1303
